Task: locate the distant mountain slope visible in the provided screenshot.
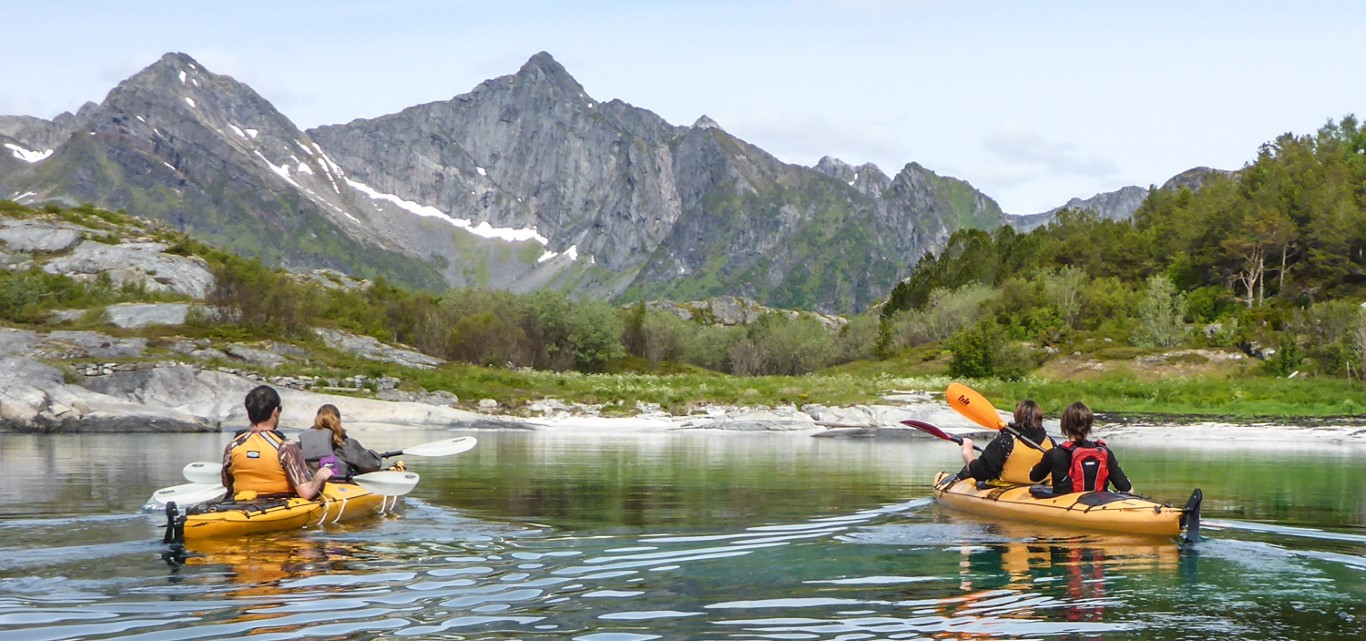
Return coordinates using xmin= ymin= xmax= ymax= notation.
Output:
xmin=2 ymin=51 xmax=1009 ymax=312
xmin=0 ymin=53 xmax=447 ymax=290
xmin=1007 ymin=167 xmax=1231 ymax=231
xmin=311 ymin=53 xmax=1004 ymax=311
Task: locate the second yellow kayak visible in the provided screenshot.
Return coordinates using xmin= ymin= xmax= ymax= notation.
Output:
xmin=932 ymin=471 xmax=1201 ymax=543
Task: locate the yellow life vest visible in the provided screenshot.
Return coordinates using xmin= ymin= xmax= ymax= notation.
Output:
xmin=999 ymin=433 xmax=1054 ymax=485
xmin=227 ymin=430 xmax=292 ymax=495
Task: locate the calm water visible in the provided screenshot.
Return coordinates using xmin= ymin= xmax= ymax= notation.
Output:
xmin=0 ymin=428 xmax=1362 ymax=640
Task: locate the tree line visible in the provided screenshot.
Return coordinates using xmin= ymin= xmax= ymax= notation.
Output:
xmin=880 ymin=115 xmax=1366 ymax=379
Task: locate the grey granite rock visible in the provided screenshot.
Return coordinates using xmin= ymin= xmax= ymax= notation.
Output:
xmin=313 ymin=327 xmax=442 ymax=370
xmin=0 ymin=220 xmax=84 ymax=253
xmin=41 ymin=241 xmax=214 ymax=298
xmin=105 ymin=302 xmax=196 ymax=328
xmin=224 ymin=343 xmax=287 ymax=368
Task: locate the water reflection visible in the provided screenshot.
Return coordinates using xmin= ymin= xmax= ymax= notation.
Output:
xmin=0 ymin=430 xmax=1362 ymax=640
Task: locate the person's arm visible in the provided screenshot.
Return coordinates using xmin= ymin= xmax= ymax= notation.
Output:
xmin=1106 ymin=450 xmax=1132 ymax=493
xmin=281 ymin=442 xmax=332 ymax=499
xmin=341 ymin=438 xmax=384 ymax=474
xmin=965 ymin=435 xmax=1010 ymax=481
xmin=220 ymin=443 xmax=234 ymax=492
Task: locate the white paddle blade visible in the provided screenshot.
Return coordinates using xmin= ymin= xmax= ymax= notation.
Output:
xmin=402 ymin=436 xmax=477 ymax=457
xmin=351 ymin=470 xmax=420 ymax=496
xmin=182 ymin=461 xmax=224 ymax=485
xmin=148 ymin=482 xmax=226 ymax=508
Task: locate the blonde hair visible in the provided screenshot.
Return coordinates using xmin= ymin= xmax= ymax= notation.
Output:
xmin=312 ymin=404 xmax=346 ymax=449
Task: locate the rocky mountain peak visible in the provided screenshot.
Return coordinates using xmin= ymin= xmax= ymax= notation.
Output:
xmin=513 ymin=51 xmax=587 ymax=98
xmin=814 ymin=155 xmax=853 ymax=178
xmin=692 ymin=115 xmax=723 ymax=130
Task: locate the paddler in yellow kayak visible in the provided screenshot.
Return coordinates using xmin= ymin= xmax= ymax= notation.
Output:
xmin=221 ymin=385 xmax=334 ymax=500
xmin=1030 ymin=401 xmax=1133 ymax=495
xmin=956 ymin=399 xmax=1056 ymax=486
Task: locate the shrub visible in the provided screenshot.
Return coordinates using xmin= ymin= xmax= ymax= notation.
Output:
xmin=1132 ymin=275 xmax=1188 ymax=348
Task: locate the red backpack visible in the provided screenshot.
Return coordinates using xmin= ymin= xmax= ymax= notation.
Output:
xmin=1061 ymin=440 xmax=1110 ymax=492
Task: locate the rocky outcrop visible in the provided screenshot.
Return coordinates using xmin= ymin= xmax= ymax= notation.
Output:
xmin=0 ymin=219 xmax=87 ymax=253
xmin=646 ymin=295 xmax=847 ymax=331
xmin=41 ymin=241 xmax=215 ymax=298
xmin=0 ymin=356 xmax=217 ymax=433
xmin=107 ymin=302 xmax=196 ymax=328
xmin=78 ymin=362 xmax=518 ymax=431
xmin=313 ymin=327 xmax=444 ymax=370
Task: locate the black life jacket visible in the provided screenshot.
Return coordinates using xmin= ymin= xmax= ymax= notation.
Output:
xmin=1061 ymin=439 xmax=1110 ymax=492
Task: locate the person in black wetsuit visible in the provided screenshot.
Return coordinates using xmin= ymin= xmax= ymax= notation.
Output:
xmin=1030 ymin=401 xmax=1132 ymax=495
xmin=957 ymin=399 xmax=1055 ymax=485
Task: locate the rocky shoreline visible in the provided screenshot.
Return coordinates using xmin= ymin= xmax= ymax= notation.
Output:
xmin=5 ymin=348 xmax=1365 ymax=450
xmin=4 ymin=326 xmax=1365 ymax=448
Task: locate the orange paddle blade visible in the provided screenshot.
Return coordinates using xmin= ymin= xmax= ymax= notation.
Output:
xmin=946 ymin=382 xmax=1007 ymax=429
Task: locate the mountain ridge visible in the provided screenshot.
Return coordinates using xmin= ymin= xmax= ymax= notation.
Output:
xmin=0 ymin=50 xmax=1193 ymax=312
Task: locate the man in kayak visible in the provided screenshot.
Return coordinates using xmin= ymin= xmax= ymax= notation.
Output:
xmin=221 ymin=385 xmax=334 ymax=500
xmin=1029 ymin=401 xmax=1132 ymax=495
xmin=957 ymin=399 xmax=1055 ymax=485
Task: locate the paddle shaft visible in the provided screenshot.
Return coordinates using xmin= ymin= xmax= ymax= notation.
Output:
xmin=901 ymin=419 xmax=984 ymax=452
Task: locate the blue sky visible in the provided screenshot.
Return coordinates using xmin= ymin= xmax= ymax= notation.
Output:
xmin=3 ymin=1 xmax=1363 ymax=214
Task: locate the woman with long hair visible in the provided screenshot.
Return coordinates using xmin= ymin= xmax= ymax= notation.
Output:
xmin=298 ymin=404 xmax=383 ymax=478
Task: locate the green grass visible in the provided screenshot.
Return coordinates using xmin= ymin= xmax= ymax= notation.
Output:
xmin=970 ymin=374 xmax=1366 ymax=419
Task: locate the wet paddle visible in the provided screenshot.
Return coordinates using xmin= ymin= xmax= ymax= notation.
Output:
xmin=161 ymin=435 xmax=477 ymax=501
xmin=376 ymin=436 xmax=477 ymax=458
xmin=148 ymin=482 xmax=227 ymax=507
xmin=901 ymin=419 xmax=984 ymax=452
xmin=180 ymin=462 xmax=422 ymax=497
xmin=945 ymin=382 xmax=1047 ymax=452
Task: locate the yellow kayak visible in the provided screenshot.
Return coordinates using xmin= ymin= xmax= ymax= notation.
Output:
xmin=163 ymin=482 xmax=399 ymax=544
xmin=932 ymin=471 xmax=1202 ymax=543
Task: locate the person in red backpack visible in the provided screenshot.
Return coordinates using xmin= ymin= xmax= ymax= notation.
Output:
xmin=1029 ymin=401 xmax=1131 ymax=495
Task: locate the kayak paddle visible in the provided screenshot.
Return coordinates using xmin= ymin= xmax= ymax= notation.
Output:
xmin=376 ymin=436 xmax=477 ymax=458
xmin=901 ymin=419 xmax=984 ymax=452
xmin=180 ymin=462 xmax=422 ymax=496
xmin=161 ymin=435 xmax=476 ymax=501
xmin=946 ymin=382 xmax=1047 ymax=452
xmin=148 ymin=482 xmax=227 ymax=507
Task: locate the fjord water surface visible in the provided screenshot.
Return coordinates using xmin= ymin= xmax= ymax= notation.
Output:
xmin=0 ymin=429 xmax=1361 ymax=640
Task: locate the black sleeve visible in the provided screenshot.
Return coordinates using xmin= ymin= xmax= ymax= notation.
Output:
xmin=1029 ymin=448 xmax=1055 ymax=483
xmin=1106 ymin=450 xmax=1131 ymax=492
xmin=340 ymin=438 xmax=384 ymax=474
xmin=966 ymin=434 xmax=1012 ymax=481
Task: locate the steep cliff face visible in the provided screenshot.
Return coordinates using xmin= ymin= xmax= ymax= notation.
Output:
xmin=310 ymin=53 xmax=684 ymax=274
xmin=2 ymin=51 xmax=1015 ymax=312
xmin=310 ymin=53 xmax=1006 ymax=311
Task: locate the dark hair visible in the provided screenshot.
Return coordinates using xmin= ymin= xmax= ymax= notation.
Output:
xmin=245 ymin=385 xmax=281 ymax=425
xmin=1013 ymin=399 xmax=1043 ymax=431
xmin=1060 ymin=401 xmax=1094 ymax=441
xmin=313 ymin=404 xmax=346 ymax=448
